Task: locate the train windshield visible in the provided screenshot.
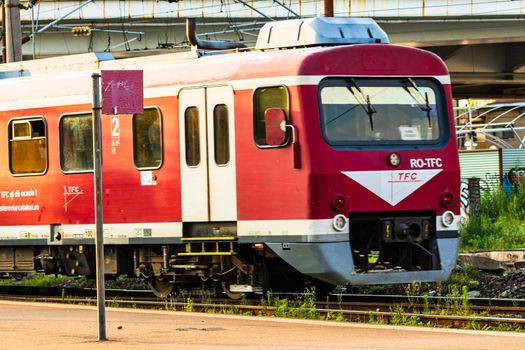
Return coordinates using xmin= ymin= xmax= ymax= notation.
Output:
xmin=319 ymin=78 xmax=445 ymax=146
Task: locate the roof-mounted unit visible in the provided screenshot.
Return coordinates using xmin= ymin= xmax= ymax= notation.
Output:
xmin=255 ymin=17 xmax=389 ymax=50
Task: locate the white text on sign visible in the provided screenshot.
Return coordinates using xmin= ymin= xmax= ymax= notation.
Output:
xmin=410 ymin=158 xmax=442 ymax=169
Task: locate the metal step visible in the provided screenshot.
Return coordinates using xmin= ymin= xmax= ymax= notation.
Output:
xmin=179 ymin=237 xmax=237 ymax=257
xmin=177 ymin=252 xmax=236 ymax=257
xmin=181 ymin=236 xmax=236 ymax=242
xmin=171 ymin=264 xmax=207 ymax=269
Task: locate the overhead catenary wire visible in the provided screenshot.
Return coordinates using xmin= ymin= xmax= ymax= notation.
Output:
xmin=22 ymin=0 xmax=524 ymax=22
xmin=15 ymin=0 xmax=525 ymax=56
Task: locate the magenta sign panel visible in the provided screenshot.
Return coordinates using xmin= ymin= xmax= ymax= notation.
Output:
xmin=101 ymin=70 xmax=144 ymax=115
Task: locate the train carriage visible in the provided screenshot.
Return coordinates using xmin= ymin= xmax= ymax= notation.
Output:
xmin=0 ymin=17 xmax=460 ymax=297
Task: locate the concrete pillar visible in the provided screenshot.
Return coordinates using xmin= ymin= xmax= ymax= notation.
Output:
xmin=4 ymin=0 xmax=22 ymax=62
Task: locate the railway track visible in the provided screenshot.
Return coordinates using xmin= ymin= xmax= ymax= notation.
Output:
xmin=1 ymin=294 xmax=524 ymax=331
xmin=3 ymin=285 xmax=525 ymax=309
xmin=1 ymin=286 xmax=525 ymax=331
xmin=322 ymin=294 xmax=525 ymax=318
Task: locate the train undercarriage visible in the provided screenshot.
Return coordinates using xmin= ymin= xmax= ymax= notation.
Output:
xmin=0 ymin=240 xmax=317 ymax=299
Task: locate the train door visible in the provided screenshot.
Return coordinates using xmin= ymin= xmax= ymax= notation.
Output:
xmin=179 ymin=86 xmax=237 ymax=223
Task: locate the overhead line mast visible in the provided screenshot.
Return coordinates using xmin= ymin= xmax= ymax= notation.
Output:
xmin=324 ymin=0 xmax=334 ymax=17
xmin=3 ymin=0 xmax=22 ymax=62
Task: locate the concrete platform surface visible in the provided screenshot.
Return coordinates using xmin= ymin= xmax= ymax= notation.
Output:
xmin=0 ymin=300 xmax=524 ymax=350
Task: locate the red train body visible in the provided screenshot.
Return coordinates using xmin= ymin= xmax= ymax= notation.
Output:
xmin=0 ymin=18 xmax=460 ymax=296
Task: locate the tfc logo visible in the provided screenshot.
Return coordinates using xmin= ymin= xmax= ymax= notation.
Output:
xmin=398 ymin=172 xmax=418 ymax=181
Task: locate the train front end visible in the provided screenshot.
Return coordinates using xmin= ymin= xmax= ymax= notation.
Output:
xmin=262 ymin=18 xmax=460 ymax=286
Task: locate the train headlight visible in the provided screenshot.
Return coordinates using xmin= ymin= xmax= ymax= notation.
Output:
xmin=388 ymin=152 xmax=401 ymax=167
xmin=441 ymin=211 xmax=455 ymax=227
xmin=333 ymin=214 xmax=348 ymax=231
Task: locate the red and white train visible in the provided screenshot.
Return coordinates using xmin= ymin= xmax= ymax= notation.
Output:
xmin=0 ymin=17 xmax=460 ymax=297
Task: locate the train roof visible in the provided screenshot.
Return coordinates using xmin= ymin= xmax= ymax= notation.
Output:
xmin=0 ymin=17 xmax=390 ymax=80
xmin=0 ymin=43 xmax=449 ymax=112
xmin=0 ymin=17 xmax=448 ymax=112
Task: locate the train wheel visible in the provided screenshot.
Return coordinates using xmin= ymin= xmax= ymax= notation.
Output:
xmin=149 ymin=279 xmax=174 ymax=298
xmin=220 ymin=281 xmax=243 ymax=300
xmin=11 ymin=272 xmax=26 ymax=281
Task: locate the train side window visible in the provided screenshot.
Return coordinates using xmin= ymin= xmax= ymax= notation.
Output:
xmin=253 ymin=86 xmax=289 ymax=147
xmin=213 ymin=104 xmax=230 ymax=165
xmin=60 ymin=113 xmax=93 ymax=173
xmin=133 ymin=107 xmax=163 ymax=169
xmin=9 ymin=117 xmax=47 ymax=175
xmin=185 ymin=107 xmax=200 ymax=166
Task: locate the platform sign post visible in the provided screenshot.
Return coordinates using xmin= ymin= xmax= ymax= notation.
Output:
xmin=91 ymin=70 xmax=143 ymax=341
xmin=91 ymin=73 xmax=107 ymax=341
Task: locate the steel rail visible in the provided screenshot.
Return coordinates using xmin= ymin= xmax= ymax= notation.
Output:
xmin=1 ymin=294 xmax=524 ymax=330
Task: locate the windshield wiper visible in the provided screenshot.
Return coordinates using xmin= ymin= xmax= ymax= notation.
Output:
xmin=403 ymin=78 xmax=432 ymax=128
xmin=348 ymin=78 xmax=376 ymax=131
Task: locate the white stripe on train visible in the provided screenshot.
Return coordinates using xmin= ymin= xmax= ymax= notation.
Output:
xmin=0 ymin=74 xmax=451 ymax=112
xmin=0 ymin=215 xmax=459 ymax=241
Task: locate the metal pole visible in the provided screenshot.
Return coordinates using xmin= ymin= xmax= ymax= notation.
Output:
xmin=468 ymin=177 xmax=481 ymax=225
xmin=273 ymin=0 xmax=301 ymax=18
xmin=91 ymin=73 xmax=107 ymax=342
xmin=324 ymin=0 xmax=333 ymax=17
xmin=22 ymin=0 xmax=93 ymax=44
xmin=2 ymin=1 xmax=7 ymax=63
xmin=233 ymin=0 xmax=274 ymax=21
xmin=38 ymin=0 xmax=93 ymax=34
xmin=31 ymin=6 xmax=35 ymax=59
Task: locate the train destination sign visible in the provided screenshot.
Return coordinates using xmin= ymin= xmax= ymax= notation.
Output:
xmin=101 ymin=70 xmax=144 ymax=115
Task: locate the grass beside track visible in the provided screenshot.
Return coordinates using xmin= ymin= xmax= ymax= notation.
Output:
xmin=461 ymin=184 xmax=525 ymax=251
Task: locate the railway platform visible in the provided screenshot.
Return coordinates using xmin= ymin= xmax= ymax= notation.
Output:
xmin=0 ymin=301 xmax=524 ymax=349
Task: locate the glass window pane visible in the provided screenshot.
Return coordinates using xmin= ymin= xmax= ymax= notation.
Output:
xmin=185 ymin=107 xmax=200 ymax=166
xmin=213 ymin=104 xmax=230 ymax=165
xmin=13 ymin=122 xmax=30 ymax=138
xmin=9 ymin=118 xmax=47 ymax=174
xmin=31 ymin=119 xmax=46 ymax=137
xmin=133 ymin=108 xmax=163 ymax=169
xmin=60 ymin=113 xmax=93 ymax=172
xmin=253 ymin=86 xmax=289 ymax=146
xmin=319 ymin=79 xmax=442 ymax=145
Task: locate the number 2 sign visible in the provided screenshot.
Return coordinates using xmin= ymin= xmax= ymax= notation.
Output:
xmin=110 ymin=116 xmax=120 ymax=155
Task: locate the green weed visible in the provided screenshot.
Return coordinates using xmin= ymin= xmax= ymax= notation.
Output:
xmin=367 ymin=310 xmax=385 ymax=325
xmin=461 ymin=285 xmax=471 ymax=314
xmin=494 ymin=323 xmax=524 ymax=332
xmin=461 ymin=185 xmax=525 ymax=251
xmin=184 ymin=297 xmax=194 ymax=313
xmin=390 ymin=305 xmax=422 ymax=326
xmin=109 ymin=296 xmax=121 ymax=308
xmin=464 ymin=319 xmax=491 ymax=331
